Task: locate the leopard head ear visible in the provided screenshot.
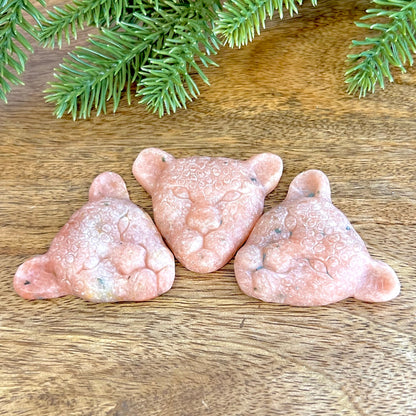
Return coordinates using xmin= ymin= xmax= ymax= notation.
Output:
xmin=89 ymin=172 xmax=129 ymax=202
xmin=132 ymin=148 xmax=175 ymax=195
xmin=354 ymin=259 xmax=400 ymax=303
xmin=245 ymin=153 xmax=283 ymax=194
xmin=286 ymin=170 xmax=331 ymax=201
xmin=14 ymin=255 xmax=68 ymax=300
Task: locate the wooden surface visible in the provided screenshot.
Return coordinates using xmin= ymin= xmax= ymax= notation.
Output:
xmin=1 ymin=1 xmax=415 ymax=415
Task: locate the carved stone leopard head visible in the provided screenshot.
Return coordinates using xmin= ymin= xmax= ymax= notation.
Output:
xmin=133 ymin=148 xmax=283 ymax=273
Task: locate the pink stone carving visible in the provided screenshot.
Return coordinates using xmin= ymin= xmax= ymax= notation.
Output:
xmin=234 ymin=170 xmax=400 ymax=305
xmin=14 ymin=172 xmax=175 ymax=302
xmin=133 ymin=148 xmax=283 ymax=273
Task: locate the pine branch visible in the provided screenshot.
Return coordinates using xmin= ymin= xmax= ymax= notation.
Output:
xmin=44 ymin=0 xmax=221 ymax=119
xmin=139 ymin=0 xmax=221 ymax=116
xmin=0 ymin=0 xmax=45 ymax=102
xmin=39 ymin=0 xmax=132 ymax=48
xmin=214 ymin=0 xmax=318 ymax=48
xmin=44 ymin=23 xmax=149 ymax=119
xmin=346 ymin=0 xmax=416 ymax=97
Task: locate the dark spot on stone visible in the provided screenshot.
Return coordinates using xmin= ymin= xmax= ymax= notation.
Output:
xmin=24 ymin=280 xmax=31 ymax=285
xmin=307 ymin=192 xmax=315 ymax=197
xmin=97 ymin=278 xmax=105 ymax=287
xmin=275 ymin=228 xmax=281 ymax=234
xmin=277 ymin=293 xmax=286 ymax=303
xmin=250 ymin=177 xmax=258 ymax=183
xmin=162 ymin=157 xmax=166 ymax=162
xmin=346 ymin=225 xmax=351 ymax=230
xmin=255 ymin=265 xmax=264 ymax=271
xmin=289 ymin=231 xmax=293 ymax=237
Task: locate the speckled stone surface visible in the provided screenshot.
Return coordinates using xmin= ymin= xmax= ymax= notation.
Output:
xmin=234 ymin=170 xmax=400 ymax=306
xmin=133 ymin=148 xmax=283 ymax=273
xmin=14 ymin=172 xmax=175 ymax=302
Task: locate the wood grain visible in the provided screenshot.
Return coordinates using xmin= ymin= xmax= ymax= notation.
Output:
xmin=1 ymin=1 xmax=415 ymax=415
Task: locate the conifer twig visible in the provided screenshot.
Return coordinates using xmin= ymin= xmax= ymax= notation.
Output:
xmin=0 ymin=0 xmax=46 ymax=102
xmin=44 ymin=24 xmax=149 ymax=119
xmin=139 ymin=0 xmax=221 ymax=116
xmin=214 ymin=0 xmax=317 ymax=48
xmin=346 ymin=0 xmax=416 ymax=97
xmin=44 ymin=0 xmax=221 ymax=119
xmin=39 ymin=0 xmax=130 ymax=48
xmin=5 ymin=0 xmax=416 ymax=117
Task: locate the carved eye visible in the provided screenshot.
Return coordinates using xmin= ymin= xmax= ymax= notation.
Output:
xmin=173 ymin=186 xmax=190 ymax=199
xmin=222 ymin=190 xmax=241 ymax=202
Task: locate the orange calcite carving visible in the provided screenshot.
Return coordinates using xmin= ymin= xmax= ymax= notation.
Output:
xmin=234 ymin=170 xmax=400 ymax=305
xmin=14 ymin=172 xmax=175 ymax=302
xmin=133 ymin=148 xmax=283 ymax=273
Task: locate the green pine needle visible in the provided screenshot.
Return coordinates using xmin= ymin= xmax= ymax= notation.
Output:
xmin=346 ymin=0 xmax=416 ymax=97
xmin=0 ymin=0 xmax=46 ymax=102
xmin=44 ymin=24 xmax=149 ymax=119
xmin=138 ymin=0 xmax=221 ymax=116
xmin=214 ymin=0 xmax=318 ymax=48
xmin=39 ymin=0 xmax=131 ymax=48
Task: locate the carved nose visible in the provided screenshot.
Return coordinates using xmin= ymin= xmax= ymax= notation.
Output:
xmin=187 ymin=206 xmax=222 ymax=234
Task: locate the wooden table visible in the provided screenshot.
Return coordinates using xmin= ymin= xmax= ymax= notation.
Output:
xmin=1 ymin=1 xmax=415 ymax=414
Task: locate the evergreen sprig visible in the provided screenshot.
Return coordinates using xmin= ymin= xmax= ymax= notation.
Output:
xmin=139 ymin=1 xmax=221 ymax=116
xmin=346 ymin=0 xmax=416 ymax=97
xmin=214 ymin=0 xmax=318 ymax=48
xmin=0 ymin=0 xmax=46 ymax=102
xmin=44 ymin=24 xmax=146 ymax=119
xmin=44 ymin=0 xmax=221 ymax=119
xmin=3 ymin=0 xmax=416 ymax=118
xmin=39 ymin=0 xmax=131 ymax=48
